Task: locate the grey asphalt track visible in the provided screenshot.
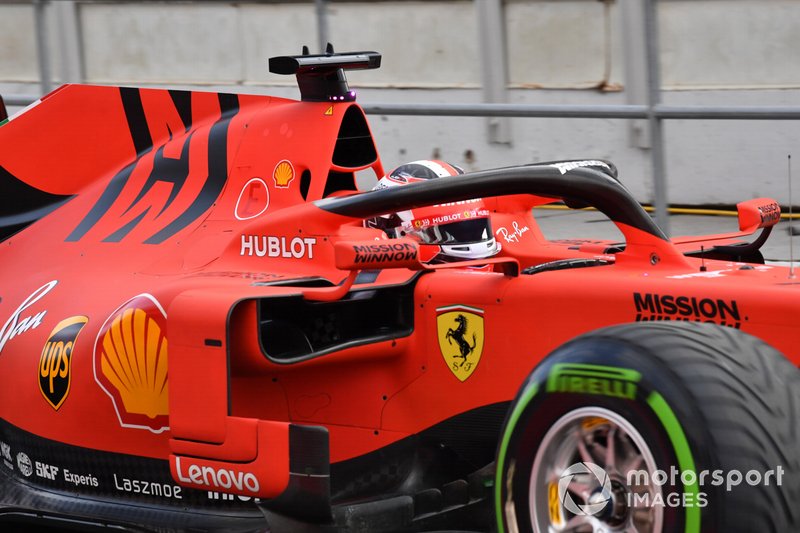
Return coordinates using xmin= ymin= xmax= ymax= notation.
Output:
xmin=533 ymin=207 xmax=799 ymax=264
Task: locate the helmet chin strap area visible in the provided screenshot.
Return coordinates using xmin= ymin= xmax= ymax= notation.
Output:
xmin=440 ymin=238 xmax=500 ymax=260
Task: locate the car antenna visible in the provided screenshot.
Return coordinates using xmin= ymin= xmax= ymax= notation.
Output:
xmin=699 ymin=246 xmax=707 ymax=272
xmin=302 ymin=45 xmax=310 ymax=55
xmin=789 ymin=155 xmax=795 ymax=278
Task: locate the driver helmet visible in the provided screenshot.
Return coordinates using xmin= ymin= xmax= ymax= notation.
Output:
xmin=366 ymin=160 xmax=500 ymax=262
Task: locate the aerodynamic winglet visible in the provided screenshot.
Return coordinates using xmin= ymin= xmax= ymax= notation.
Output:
xmin=268 ymin=49 xmax=381 ymax=103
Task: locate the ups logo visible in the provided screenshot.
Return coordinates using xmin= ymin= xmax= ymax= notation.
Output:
xmin=39 ymin=316 xmax=88 ymax=410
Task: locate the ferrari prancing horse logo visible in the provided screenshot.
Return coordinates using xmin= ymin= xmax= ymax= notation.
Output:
xmin=437 ymin=305 xmax=484 ymax=382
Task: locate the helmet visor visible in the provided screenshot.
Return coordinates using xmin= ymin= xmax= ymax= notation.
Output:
xmin=414 ymin=218 xmax=492 ymax=245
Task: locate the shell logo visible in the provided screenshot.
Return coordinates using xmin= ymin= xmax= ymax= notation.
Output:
xmin=273 ymin=160 xmax=295 ymax=188
xmin=94 ymin=294 xmax=169 ymax=433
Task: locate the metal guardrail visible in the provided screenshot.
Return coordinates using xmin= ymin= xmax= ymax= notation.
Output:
xmin=361 ymin=103 xmax=800 ymax=120
xmin=10 ymin=0 xmax=800 ymax=236
xmin=7 ymin=94 xmax=800 ymax=121
xmin=5 ymin=91 xmax=799 ymax=237
xmin=4 ymin=95 xmax=39 ymax=106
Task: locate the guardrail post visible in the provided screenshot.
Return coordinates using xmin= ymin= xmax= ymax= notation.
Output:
xmin=33 ymin=0 xmax=52 ymax=96
xmin=54 ymin=1 xmax=84 ymax=84
xmin=315 ymin=0 xmax=330 ymax=54
xmin=644 ymin=0 xmax=670 ymax=235
xmin=476 ymin=0 xmax=512 ymax=145
xmin=621 ymin=0 xmax=650 ymax=149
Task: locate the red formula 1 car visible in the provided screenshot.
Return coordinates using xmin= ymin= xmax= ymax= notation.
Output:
xmin=0 ymin=51 xmax=798 ymax=533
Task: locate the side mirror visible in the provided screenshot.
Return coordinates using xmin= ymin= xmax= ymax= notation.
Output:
xmin=737 ymin=198 xmax=781 ymax=232
xmin=332 ymin=238 xmax=520 ymax=278
xmin=334 ymin=239 xmax=422 ymax=270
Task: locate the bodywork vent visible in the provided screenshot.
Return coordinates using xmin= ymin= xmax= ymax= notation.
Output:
xmin=258 ymin=283 xmax=414 ymax=363
xmin=332 ymin=106 xmax=377 ymax=169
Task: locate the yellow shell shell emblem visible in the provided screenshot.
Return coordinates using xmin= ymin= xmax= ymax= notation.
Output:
xmin=273 ymin=160 xmax=295 ymax=188
xmin=94 ymin=295 xmax=169 ymax=433
xmin=436 ymin=305 xmax=484 ymax=382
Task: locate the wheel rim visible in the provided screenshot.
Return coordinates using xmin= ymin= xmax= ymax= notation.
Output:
xmin=529 ymin=407 xmax=664 ymax=532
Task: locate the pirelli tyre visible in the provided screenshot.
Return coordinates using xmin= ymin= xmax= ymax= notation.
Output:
xmin=495 ymin=322 xmax=800 ymax=533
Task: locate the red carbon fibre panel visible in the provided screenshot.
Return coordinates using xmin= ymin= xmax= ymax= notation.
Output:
xmin=0 ymin=85 xmax=268 ymax=197
xmin=169 ymin=416 xmax=258 ymax=463
xmin=170 ymin=419 xmax=290 ymax=499
xmin=0 ymin=85 xmax=137 ymax=195
xmin=167 ymin=290 xmax=232 ymax=444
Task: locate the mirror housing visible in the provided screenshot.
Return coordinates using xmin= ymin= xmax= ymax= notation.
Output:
xmin=334 ymin=239 xmax=421 ymax=270
xmin=333 ymin=238 xmax=520 ymax=277
xmin=737 ymin=198 xmax=781 ymax=232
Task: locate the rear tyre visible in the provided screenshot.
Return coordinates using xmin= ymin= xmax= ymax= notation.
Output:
xmin=495 ymin=322 xmax=800 ymax=533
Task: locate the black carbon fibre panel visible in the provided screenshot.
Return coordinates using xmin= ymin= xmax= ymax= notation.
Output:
xmin=0 ymin=165 xmax=73 ymax=242
xmin=0 ymin=468 xmax=266 ymax=532
xmin=0 ymin=419 xmax=260 ymax=516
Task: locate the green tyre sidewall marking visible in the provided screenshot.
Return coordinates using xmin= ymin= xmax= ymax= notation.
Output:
xmin=647 ymin=391 xmax=700 ymax=533
xmin=494 ymin=382 xmax=539 ymax=533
